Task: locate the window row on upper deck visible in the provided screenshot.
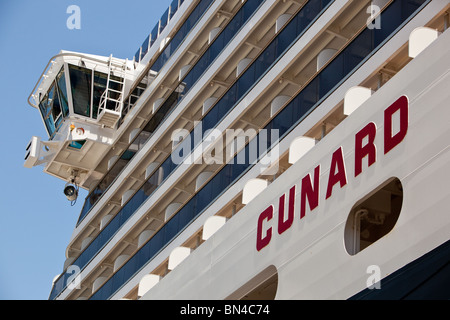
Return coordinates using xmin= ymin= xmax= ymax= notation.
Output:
xmin=134 ymin=0 xmax=186 ymax=63
xmin=77 ymin=0 xmax=262 ymax=225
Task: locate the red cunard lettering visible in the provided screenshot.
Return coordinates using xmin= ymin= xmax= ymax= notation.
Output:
xmin=355 ymin=122 xmax=377 ymax=177
xmin=256 ymin=96 xmax=409 ymax=251
xmin=256 ymin=205 xmax=273 ymax=251
xmin=384 ymin=96 xmax=409 ymax=155
xmin=278 ymin=185 xmax=296 ymax=235
xmin=300 ymin=165 xmax=320 ymax=219
xmin=326 ymin=147 xmax=347 ymax=199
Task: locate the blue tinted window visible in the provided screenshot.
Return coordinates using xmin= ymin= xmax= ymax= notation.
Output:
xmin=140 ymin=35 xmax=150 ymax=60
xmin=160 ymin=8 xmax=169 ymax=33
xmin=134 ymin=48 xmax=141 ymax=62
xmin=150 ymin=24 xmax=159 ymax=47
xmin=170 ymin=0 xmax=179 ymax=19
xmin=68 ymin=140 xmax=86 ymax=150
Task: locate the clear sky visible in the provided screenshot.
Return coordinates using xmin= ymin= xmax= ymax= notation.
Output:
xmin=0 ymin=0 xmax=172 ymax=300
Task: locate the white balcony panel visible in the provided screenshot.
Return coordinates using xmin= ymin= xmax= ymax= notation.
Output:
xmin=409 ymin=27 xmax=440 ymax=58
xmin=202 ymin=216 xmax=227 ymax=240
xmin=270 ymin=95 xmax=291 ymax=117
xmin=236 ymin=58 xmax=252 ymax=77
xmin=276 ymin=14 xmax=292 ymax=33
xmin=288 ymin=136 xmax=316 ymax=165
xmin=114 ymin=255 xmax=130 ymax=272
xmin=168 ymin=247 xmax=192 ymax=270
xmin=138 ymin=274 xmax=161 ymax=298
xmin=317 ymin=48 xmax=337 ymax=71
xmin=209 ymin=27 xmax=222 ymax=44
xmin=203 ymin=97 xmax=218 ymax=115
xmin=138 ymin=230 xmax=155 ymax=248
xmin=165 ymin=203 xmax=182 ymax=221
xmin=195 ymin=172 xmax=214 ymax=191
xmin=121 ymin=190 xmax=135 ymax=206
xmin=100 ymin=214 xmax=113 ymax=230
xmin=343 ymin=86 xmax=373 ymax=116
xmin=242 ymin=178 xmax=268 ymax=205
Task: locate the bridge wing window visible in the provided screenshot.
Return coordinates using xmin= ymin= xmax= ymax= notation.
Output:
xmin=92 ymin=71 xmax=108 ymax=119
xmin=68 ymin=64 xmax=119 ymax=119
xmin=69 ymin=64 xmax=92 ymax=118
xmin=39 ymin=91 xmax=54 ymax=137
xmin=49 ymin=82 xmax=62 ymax=130
xmin=39 ymin=82 xmax=63 ymax=138
xmin=38 ymin=67 xmax=70 ymax=138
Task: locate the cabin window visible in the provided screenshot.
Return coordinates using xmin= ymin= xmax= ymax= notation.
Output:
xmin=344 ymin=177 xmax=403 ymax=256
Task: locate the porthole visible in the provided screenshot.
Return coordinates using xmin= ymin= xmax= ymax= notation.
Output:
xmin=226 ymin=265 xmax=278 ymax=300
xmin=344 ymin=177 xmax=403 ymax=256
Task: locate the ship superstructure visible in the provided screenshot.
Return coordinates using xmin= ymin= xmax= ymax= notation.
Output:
xmin=25 ymin=0 xmax=450 ymax=300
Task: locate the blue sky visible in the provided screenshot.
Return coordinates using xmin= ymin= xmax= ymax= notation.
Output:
xmin=0 ymin=0 xmax=172 ymax=300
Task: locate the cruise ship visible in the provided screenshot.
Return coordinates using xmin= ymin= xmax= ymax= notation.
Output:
xmin=25 ymin=0 xmax=450 ymax=300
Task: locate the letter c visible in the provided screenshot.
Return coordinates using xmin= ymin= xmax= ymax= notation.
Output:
xmin=256 ymin=205 xmax=273 ymax=251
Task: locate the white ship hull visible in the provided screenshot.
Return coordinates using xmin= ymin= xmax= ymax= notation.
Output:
xmin=27 ymin=0 xmax=450 ymax=301
xmin=141 ymin=25 xmax=450 ymax=300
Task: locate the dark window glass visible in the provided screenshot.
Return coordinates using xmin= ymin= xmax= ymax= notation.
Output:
xmin=160 ymin=8 xmax=169 ymax=33
xmin=92 ymin=71 xmax=107 ymax=119
xmin=150 ymin=24 xmax=159 ymax=48
xmin=69 ymin=65 xmax=92 ymax=117
xmin=141 ymin=35 xmax=150 ymax=59
xmin=134 ymin=48 xmax=141 ymax=62
xmin=170 ymin=0 xmax=179 ymax=19
xmin=345 ymin=178 xmax=403 ymax=256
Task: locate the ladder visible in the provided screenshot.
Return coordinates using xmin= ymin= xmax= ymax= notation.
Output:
xmin=97 ymin=55 xmax=128 ymax=128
